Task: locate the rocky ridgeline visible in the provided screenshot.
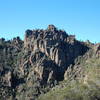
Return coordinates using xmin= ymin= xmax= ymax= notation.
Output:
xmin=22 ymin=25 xmax=89 ymax=82
xmin=0 ymin=25 xmax=100 ymax=100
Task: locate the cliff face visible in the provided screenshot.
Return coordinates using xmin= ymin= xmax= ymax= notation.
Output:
xmin=0 ymin=25 xmax=100 ymax=100
xmin=22 ymin=25 xmax=89 ymax=82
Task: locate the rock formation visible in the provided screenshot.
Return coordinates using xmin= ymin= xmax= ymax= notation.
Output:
xmin=0 ymin=25 xmax=100 ymax=100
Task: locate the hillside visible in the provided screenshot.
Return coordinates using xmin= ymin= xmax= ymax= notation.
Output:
xmin=0 ymin=25 xmax=100 ymax=100
xmin=38 ymin=55 xmax=100 ymax=100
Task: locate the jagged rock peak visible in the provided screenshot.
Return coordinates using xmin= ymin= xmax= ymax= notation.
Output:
xmin=24 ymin=25 xmax=89 ymax=72
xmin=25 ymin=25 xmax=68 ymax=38
xmin=0 ymin=38 xmax=5 ymax=42
xmin=24 ymin=25 xmax=69 ymax=50
xmin=47 ymin=24 xmax=57 ymax=31
xmin=25 ymin=29 xmax=33 ymax=37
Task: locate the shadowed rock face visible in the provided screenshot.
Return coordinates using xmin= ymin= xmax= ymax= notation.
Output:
xmin=0 ymin=25 xmax=93 ymax=100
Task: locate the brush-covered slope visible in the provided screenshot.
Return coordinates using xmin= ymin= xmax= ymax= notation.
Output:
xmin=38 ymin=53 xmax=100 ymax=100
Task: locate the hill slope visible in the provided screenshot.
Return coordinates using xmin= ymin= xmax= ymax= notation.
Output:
xmin=0 ymin=25 xmax=100 ymax=100
xmin=38 ymin=57 xmax=100 ymax=100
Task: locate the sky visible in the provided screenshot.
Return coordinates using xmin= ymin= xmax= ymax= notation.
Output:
xmin=0 ymin=0 xmax=100 ymax=43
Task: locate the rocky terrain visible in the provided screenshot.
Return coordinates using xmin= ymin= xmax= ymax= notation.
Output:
xmin=0 ymin=25 xmax=100 ymax=100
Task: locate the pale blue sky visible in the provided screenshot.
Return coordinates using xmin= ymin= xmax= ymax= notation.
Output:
xmin=0 ymin=0 xmax=100 ymax=43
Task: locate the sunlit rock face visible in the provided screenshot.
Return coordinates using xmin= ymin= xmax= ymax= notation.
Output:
xmin=23 ymin=25 xmax=89 ymax=83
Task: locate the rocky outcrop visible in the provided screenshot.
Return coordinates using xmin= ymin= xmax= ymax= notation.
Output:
xmin=1 ymin=25 xmax=99 ymax=100
xmin=18 ymin=25 xmax=89 ymax=91
xmin=24 ymin=25 xmax=89 ymax=71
